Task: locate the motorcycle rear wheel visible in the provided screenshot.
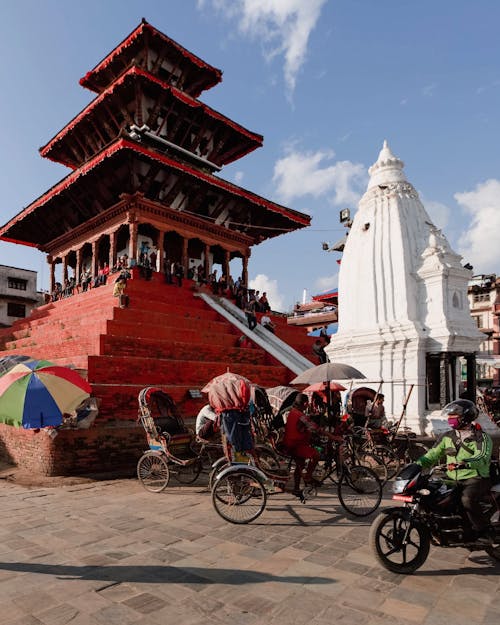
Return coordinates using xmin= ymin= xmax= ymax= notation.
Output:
xmin=370 ymin=508 xmax=430 ymax=574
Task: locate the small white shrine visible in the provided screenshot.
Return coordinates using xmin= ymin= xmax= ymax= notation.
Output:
xmin=328 ymin=141 xmax=484 ymax=434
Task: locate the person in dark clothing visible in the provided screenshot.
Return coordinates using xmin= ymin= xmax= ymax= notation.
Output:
xmin=174 ymin=262 xmax=184 ymax=287
xmin=244 ymin=298 xmax=257 ymax=330
xmin=319 ymin=326 xmax=330 ymax=345
xmin=312 ymin=340 xmax=328 ymax=364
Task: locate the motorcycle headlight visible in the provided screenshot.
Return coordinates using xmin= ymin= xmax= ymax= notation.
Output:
xmin=392 ymin=478 xmax=409 ymax=494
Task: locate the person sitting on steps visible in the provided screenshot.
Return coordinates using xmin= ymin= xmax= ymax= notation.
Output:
xmin=113 ymin=276 xmax=129 ymax=308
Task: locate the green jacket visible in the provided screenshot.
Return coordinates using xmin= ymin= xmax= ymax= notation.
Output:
xmin=416 ymin=426 xmax=492 ymax=480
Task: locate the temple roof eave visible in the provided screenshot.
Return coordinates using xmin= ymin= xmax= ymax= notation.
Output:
xmin=0 ymin=139 xmax=310 ymax=248
xmin=79 ymin=20 xmax=222 ymax=96
xmin=39 ymin=67 xmax=262 ymax=168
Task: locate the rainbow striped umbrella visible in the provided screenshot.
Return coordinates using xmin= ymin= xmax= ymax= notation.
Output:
xmin=0 ymin=360 xmax=92 ymax=428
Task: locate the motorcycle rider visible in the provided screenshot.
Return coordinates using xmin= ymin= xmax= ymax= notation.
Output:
xmin=415 ymin=399 xmax=494 ymax=545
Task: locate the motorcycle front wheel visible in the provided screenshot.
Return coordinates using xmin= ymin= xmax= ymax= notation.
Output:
xmin=370 ymin=508 xmax=430 ymax=574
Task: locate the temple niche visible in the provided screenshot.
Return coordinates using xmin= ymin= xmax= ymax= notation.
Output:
xmin=328 ymin=141 xmax=484 ymax=434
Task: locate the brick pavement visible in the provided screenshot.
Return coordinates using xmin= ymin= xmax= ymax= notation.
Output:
xmin=0 ymin=476 xmax=498 ymax=625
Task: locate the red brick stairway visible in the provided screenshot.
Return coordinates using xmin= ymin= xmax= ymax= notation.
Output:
xmin=0 ymin=272 xmax=315 ymax=475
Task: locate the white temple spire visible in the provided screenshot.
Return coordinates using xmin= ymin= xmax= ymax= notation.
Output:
xmin=367 ymin=140 xmax=406 ymax=189
xmin=329 ymin=141 xmax=483 ymax=434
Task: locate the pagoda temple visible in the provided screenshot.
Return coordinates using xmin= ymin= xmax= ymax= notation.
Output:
xmin=0 ymin=20 xmax=312 ymax=475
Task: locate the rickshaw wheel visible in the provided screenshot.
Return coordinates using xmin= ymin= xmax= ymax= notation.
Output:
xmin=212 ymin=469 xmax=267 ymax=524
xmin=173 ymin=458 xmax=203 ymax=484
xmin=137 ymin=451 xmax=170 ymax=492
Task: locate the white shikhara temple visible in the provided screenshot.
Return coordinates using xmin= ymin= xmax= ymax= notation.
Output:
xmin=328 ymin=141 xmax=484 ymax=434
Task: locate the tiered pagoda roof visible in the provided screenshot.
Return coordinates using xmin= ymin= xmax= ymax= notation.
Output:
xmin=40 ymin=66 xmax=263 ymax=170
xmin=2 ymin=139 xmax=308 ymax=248
xmin=0 ymin=20 xmax=310 ymax=253
xmin=79 ymin=19 xmax=222 ymax=97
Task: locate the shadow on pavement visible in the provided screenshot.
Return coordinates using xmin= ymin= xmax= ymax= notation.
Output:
xmin=0 ymin=562 xmax=335 ymax=585
xmin=414 ymin=554 xmax=500 ymax=576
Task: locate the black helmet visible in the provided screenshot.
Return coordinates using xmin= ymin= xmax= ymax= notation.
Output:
xmin=441 ymin=399 xmax=478 ymax=428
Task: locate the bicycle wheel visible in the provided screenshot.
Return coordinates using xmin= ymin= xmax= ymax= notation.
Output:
xmin=172 ymin=458 xmax=203 ymax=484
xmin=406 ymin=442 xmax=429 ymax=462
xmin=313 ymin=458 xmax=338 ymax=484
xmin=254 ymin=444 xmax=281 ymax=473
xmin=338 ymin=465 xmax=382 ymax=517
xmin=137 ymin=451 xmax=170 ymax=492
xmin=356 ymin=451 xmax=388 ymax=484
xmin=374 ymin=445 xmax=400 ymax=480
xmin=212 ymin=469 xmax=267 ymax=524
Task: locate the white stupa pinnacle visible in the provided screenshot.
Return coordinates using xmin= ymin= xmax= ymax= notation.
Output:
xmin=367 ymin=140 xmax=407 ymax=189
xmin=328 ymin=141 xmax=482 ymax=433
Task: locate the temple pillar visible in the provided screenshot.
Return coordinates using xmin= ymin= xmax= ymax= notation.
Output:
xmin=204 ymin=243 xmax=210 ymax=277
xmin=109 ymin=230 xmax=117 ymax=269
xmin=157 ymin=230 xmax=165 ymax=272
xmin=182 ymin=237 xmax=189 ymax=275
xmin=62 ymin=255 xmax=68 ymax=283
xmin=223 ymin=250 xmax=230 ymax=279
xmin=76 ymin=248 xmax=82 ymax=284
xmin=91 ymin=241 xmax=98 ymax=279
xmin=439 ymin=353 xmax=450 ymax=407
xmin=48 ymin=256 xmax=55 ymax=293
xmin=242 ymin=250 xmax=250 ymax=288
xmin=465 ymin=354 xmax=477 ymax=402
xmin=128 ymin=220 xmax=138 ymax=264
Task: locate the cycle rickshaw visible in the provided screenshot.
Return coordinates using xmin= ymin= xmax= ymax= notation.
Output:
xmin=136 ymin=386 xmax=204 ymax=491
xmin=205 ymin=374 xmax=383 ymax=524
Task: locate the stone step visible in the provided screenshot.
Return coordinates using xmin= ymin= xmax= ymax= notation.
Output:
xmin=104 ymin=320 xmax=239 ymax=345
xmin=87 ymin=354 xmax=288 ymax=386
xmin=100 ymin=334 xmax=268 ymax=364
xmin=110 ymin=308 xmax=232 ymax=333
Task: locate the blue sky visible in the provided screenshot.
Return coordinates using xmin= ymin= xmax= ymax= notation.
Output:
xmin=1 ymin=0 xmax=499 ymax=312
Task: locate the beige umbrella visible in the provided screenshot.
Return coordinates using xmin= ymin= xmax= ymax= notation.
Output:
xmin=291 ymin=363 xmax=365 ymax=428
xmin=291 ymin=362 xmax=365 ymax=385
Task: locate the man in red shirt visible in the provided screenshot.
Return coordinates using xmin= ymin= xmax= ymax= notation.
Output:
xmin=283 ymin=393 xmax=340 ymax=495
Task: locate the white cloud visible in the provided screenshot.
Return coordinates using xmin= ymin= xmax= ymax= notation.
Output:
xmin=249 ymin=273 xmax=285 ymax=311
xmin=273 ymin=147 xmax=367 ymax=206
xmin=422 ymin=83 xmax=437 ymax=97
xmin=455 ymin=179 xmax=500 ymax=272
xmin=200 ymin=0 xmax=327 ymax=96
xmin=419 ymin=195 xmax=451 ymax=231
xmin=234 ymin=171 xmax=244 ymax=184
xmin=314 ymin=272 xmax=338 ymax=293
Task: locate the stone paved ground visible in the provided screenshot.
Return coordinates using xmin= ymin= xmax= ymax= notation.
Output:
xmin=0 ymin=474 xmax=498 ymax=625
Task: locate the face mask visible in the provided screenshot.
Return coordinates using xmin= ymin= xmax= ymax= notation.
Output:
xmin=447 ymin=416 xmax=461 ymax=429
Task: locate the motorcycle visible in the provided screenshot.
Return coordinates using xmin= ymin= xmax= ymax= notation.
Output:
xmin=370 ymin=461 xmax=500 ymax=573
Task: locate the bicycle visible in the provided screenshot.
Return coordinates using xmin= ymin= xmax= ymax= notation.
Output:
xmin=210 ymin=434 xmax=383 ymax=524
xmin=389 ymin=426 xmax=430 ymax=464
xmin=351 ymin=425 xmax=400 ymax=480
